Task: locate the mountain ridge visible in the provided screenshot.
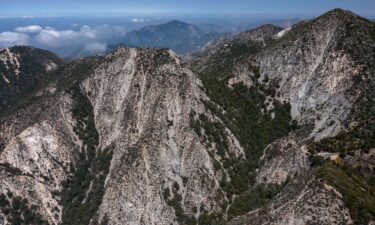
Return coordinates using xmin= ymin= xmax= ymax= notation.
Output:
xmin=194 ymin=8 xmax=375 ymax=224
xmin=0 ymin=46 xmax=64 ymax=113
xmin=0 ymin=8 xmax=374 ymax=225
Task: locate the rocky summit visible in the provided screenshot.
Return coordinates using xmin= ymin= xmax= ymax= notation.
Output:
xmin=0 ymin=9 xmax=374 ymax=225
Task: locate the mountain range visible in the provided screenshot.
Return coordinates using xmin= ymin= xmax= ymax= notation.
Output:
xmin=103 ymin=19 xmax=301 ymax=57
xmin=117 ymin=20 xmax=230 ymax=55
xmin=0 ymin=8 xmax=374 ymax=225
xmin=69 ymin=20 xmax=230 ymax=58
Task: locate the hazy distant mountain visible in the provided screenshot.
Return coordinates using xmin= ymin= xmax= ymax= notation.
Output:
xmin=197 ymin=23 xmax=237 ymax=33
xmin=237 ymin=18 xmax=301 ymax=31
xmin=120 ymin=20 xmax=230 ymax=54
xmin=59 ymin=19 xmax=301 ymax=58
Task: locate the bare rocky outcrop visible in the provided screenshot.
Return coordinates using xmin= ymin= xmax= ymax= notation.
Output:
xmin=193 ymin=8 xmax=375 ymax=225
xmin=257 ymin=131 xmax=310 ymax=185
xmin=256 ymin=10 xmax=367 ymax=140
xmin=0 ymin=46 xmax=244 ymax=225
xmin=82 ymin=47 xmax=243 ymax=224
xmin=0 ymin=90 xmax=80 ymax=224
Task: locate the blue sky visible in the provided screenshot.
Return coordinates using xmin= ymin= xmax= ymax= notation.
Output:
xmin=1 ymin=0 xmax=375 ymax=17
xmin=0 ymin=0 xmax=374 ymax=57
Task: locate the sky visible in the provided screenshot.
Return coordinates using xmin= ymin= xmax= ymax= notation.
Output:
xmin=0 ymin=0 xmax=374 ymax=57
xmin=1 ymin=0 xmax=375 ymax=17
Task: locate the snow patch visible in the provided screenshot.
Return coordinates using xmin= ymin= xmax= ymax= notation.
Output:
xmin=275 ymin=27 xmax=291 ymax=38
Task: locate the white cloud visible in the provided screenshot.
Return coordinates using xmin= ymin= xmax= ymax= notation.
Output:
xmin=0 ymin=32 xmax=30 ymax=48
xmin=35 ymin=27 xmax=83 ymax=48
xmin=130 ymin=18 xmax=145 ymax=23
xmin=0 ymin=16 xmax=57 ymax=19
xmin=84 ymin=42 xmax=107 ymax=53
xmin=14 ymin=25 xmax=43 ymax=33
xmin=275 ymin=27 xmax=291 ymax=38
xmin=1 ymin=24 xmax=128 ymax=57
xmin=0 ymin=16 xmax=35 ymax=19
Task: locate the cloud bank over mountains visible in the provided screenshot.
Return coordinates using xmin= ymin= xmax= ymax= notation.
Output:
xmin=0 ymin=24 xmax=127 ymax=57
xmin=14 ymin=25 xmax=43 ymax=33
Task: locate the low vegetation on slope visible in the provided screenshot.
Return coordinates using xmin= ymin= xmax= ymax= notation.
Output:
xmin=60 ymin=85 xmax=113 ymax=225
xmin=194 ymin=38 xmax=296 ymax=219
xmin=309 ymin=11 xmax=375 ymax=224
xmin=0 ymin=193 xmax=47 ymax=225
xmin=193 ymin=9 xmax=375 ymax=224
xmin=317 ymin=162 xmax=375 ymax=224
xmin=0 ymin=46 xmax=64 ymax=113
xmin=310 ymin=95 xmax=375 ymax=224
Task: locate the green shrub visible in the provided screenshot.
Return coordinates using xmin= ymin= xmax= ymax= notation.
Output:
xmin=60 ymin=85 xmax=113 ymax=225
xmin=227 ymin=184 xmax=282 ymax=219
xmin=163 ymin=182 xmax=197 ymax=225
xmin=200 ymin=74 xmax=292 ymax=195
xmin=196 ymin=45 xmax=295 ymax=220
xmin=317 ymin=162 xmax=375 ymax=224
xmin=198 ymin=212 xmax=225 ymax=225
xmin=0 ymin=194 xmax=47 ymax=225
xmin=310 ymin=155 xmax=326 ymax=167
xmin=190 ymin=112 xmax=229 ymax=158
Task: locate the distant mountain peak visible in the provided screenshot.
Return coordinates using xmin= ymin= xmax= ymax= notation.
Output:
xmin=317 ymin=8 xmax=366 ymax=22
xmin=165 ymin=20 xmax=190 ymax=26
xmin=325 ymin=8 xmax=355 ymax=16
xmin=234 ymin=23 xmax=283 ymax=43
xmin=142 ymin=20 xmax=197 ymax=31
xmin=121 ymin=20 xmax=226 ymax=54
xmin=256 ymin=23 xmax=283 ymax=29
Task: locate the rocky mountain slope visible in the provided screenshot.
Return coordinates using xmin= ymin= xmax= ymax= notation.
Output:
xmin=0 ymin=46 xmax=64 ymax=113
xmin=193 ymin=8 xmax=375 ymax=225
xmin=190 ymin=24 xmax=283 ymax=74
xmin=0 ymin=46 xmax=245 ymax=225
xmin=0 ymin=8 xmax=374 ymax=225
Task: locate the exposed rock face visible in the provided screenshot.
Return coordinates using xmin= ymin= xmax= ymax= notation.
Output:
xmin=82 ymin=47 xmax=243 ymax=224
xmin=220 ymin=13 xmax=375 ymax=225
xmin=256 ymin=10 xmax=370 ymax=140
xmin=0 ymin=90 xmax=80 ymax=224
xmin=256 ymin=132 xmax=310 ymax=185
xmin=191 ymin=24 xmax=282 ymax=74
xmin=192 ymin=8 xmax=375 ymax=225
xmin=0 ymin=46 xmax=243 ymax=225
xmin=1 ymin=8 xmax=375 ymax=225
